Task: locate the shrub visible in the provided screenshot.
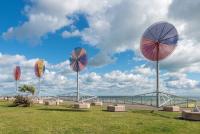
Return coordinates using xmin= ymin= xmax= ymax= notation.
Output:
xmin=13 ymin=95 xmax=33 ymax=107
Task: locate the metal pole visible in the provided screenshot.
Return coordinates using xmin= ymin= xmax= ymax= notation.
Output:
xmin=38 ymin=78 xmax=40 ymax=97
xmin=156 ymin=44 xmax=160 ymax=108
xmin=16 ymin=80 xmax=18 ymax=93
xmin=77 ymin=71 xmax=79 ymax=102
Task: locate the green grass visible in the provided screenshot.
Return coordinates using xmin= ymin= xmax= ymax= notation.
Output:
xmin=0 ymin=101 xmax=200 ymax=134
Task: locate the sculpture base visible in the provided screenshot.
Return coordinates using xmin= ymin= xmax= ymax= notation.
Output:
xmin=91 ymin=101 xmax=103 ymax=106
xmin=74 ymin=103 xmax=90 ymax=109
xmin=44 ymin=100 xmax=59 ymax=106
xmin=163 ymin=106 xmax=180 ymax=112
xmin=107 ymin=104 xmax=125 ymax=112
xmin=182 ymin=110 xmax=200 ymax=121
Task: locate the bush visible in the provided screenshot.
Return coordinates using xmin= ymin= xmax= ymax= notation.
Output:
xmin=13 ymin=95 xmax=33 ymax=107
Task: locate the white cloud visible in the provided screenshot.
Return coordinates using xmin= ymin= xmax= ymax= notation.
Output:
xmin=88 ymin=52 xmax=116 ymax=67
xmin=168 ymin=0 xmax=200 ymax=41
xmin=160 ymin=39 xmax=200 ymax=73
xmin=81 ymin=0 xmax=171 ymax=66
xmin=1 ymin=0 xmax=200 ymax=97
xmin=151 ymin=0 xmax=200 ymax=74
xmin=2 ymin=0 xmax=171 ymax=66
xmin=62 ymin=30 xmax=81 ymax=38
xmin=3 ymin=13 xmax=70 ymax=43
xmin=0 ymin=53 xmax=199 ymax=96
xmin=2 ymin=0 xmax=114 ymax=43
xmin=2 ymin=0 xmax=200 ymax=71
xmin=162 ymin=72 xmax=200 ymax=95
xmin=0 ymin=53 xmax=73 ymax=96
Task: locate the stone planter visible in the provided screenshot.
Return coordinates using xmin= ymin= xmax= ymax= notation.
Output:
xmin=38 ymin=99 xmax=44 ymax=104
xmin=163 ymin=106 xmax=180 ymax=112
xmin=182 ymin=110 xmax=200 ymax=121
xmin=107 ymin=105 xmax=125 ymax=112
xmin=91 ymin=101 xmax=103 ymax=106
xmin=74 ymin=103 xmax=90 ymax=109
xmin=44 ymin=100 xmax=59 ymax=106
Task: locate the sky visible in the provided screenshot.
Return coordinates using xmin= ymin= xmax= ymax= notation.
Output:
xmin=0 ymin=0 xmax=200 ymax=96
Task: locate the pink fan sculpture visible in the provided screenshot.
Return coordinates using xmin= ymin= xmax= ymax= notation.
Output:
xmin=140 ymin=21 xmax=178 ymax=107
xmin=14 ymin=66 xmax=21 ymax=92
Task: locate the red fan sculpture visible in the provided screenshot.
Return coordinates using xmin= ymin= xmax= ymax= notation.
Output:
xmin=14 ymin=66 xmax=21 ymax=92
xmin=140 ymin=21 xmax=178 ymax=107
xmin=35 ymin=60 xmax=45 ymax=96
xmin=70 ymin=47 xmax=88 ymax=102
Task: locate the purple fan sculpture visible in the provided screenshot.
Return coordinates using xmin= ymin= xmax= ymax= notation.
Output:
xmin=70 ymin=47 xmax=88 ymax=102
xmin=140 ymin=21 xmax=178 ymax=107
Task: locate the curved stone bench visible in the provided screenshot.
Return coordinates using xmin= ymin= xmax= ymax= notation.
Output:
xmin=163 ymin=106 xmax=180 ymax=112
xmin=182 ymin=110 xmax=200 ymax=121
xmin=74 ymin=103 xmax=90 ymax=109
xmin=91 ymin=101 xmax=103 ymax=106
xmin=107 ymin=105 xmax=125 ymax=112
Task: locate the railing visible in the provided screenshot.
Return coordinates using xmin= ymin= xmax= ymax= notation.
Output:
xmin=1 ymin=93 xmax=197 ymax=108
xmin=58 ymin=93 xmax=197 ymax=108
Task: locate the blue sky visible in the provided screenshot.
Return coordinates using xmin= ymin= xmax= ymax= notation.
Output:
xmin=0 ymin=0 xmax=139 ymax=74
xmin=0 ymin=0 xmax=200 ymax=96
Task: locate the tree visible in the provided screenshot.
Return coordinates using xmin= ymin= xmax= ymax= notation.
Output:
xmin=19 ymin=84 xmax=36 ymax=95
xmin=13 ymin=84 xmax=36 ymax=107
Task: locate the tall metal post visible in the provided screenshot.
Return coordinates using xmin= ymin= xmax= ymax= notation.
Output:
xmin=77 ymin=71 xmax=79 ymax=102
xmin=38 ymin=77 xmax=40 ymax=96
xmin=16 ymin=80 xmax=18 ymax=93
xmin=156 ymin=43 xmax=160 ymax=108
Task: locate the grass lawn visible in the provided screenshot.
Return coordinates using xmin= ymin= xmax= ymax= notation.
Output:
xmin=0 ymin=101 xmax=200 ymax=134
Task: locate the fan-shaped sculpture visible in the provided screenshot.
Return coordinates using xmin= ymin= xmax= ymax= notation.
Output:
xmin=14 ymin=66 xmax=21 ymax=92
xmin=34 ymin=60 xmax=45 ymax=96
xmin=69 ymin=47 xmax=88 ymax=102
xmin=14 ymin=66 xmax=21 ymax=81
xmin=141 ymin=21 xmax=178 ymax=61
xmin=35 ymin=60 xmax=45 ymax=78
xmin=70 ymin=47 xmax=87 ymax=72
xmin=140 ymin=21 xmax=178 ymax=107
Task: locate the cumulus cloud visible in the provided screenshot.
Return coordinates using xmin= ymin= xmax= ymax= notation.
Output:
xmin=168 ymin=0 xmax=200 ymax=41
xmin=88 ymin=52 xmax=116 ymax=67
xmin=150 ymin=0 xmax=200 ymax=74
xmin=3 ymin=13 xmax=70 ymax=44
xmin=2 ymin=0 xmax=200 ymax=70
xmin=2 ymin=0 xmax=113 ymax=43
xmin=2 ymin=0 xmax=171 ymax=66
xmin=162 ymin=72 xmax=200 ymax=95
xmin=160 ymin=39 xmax=200 ymax=73
xmin=0 ymin=53 xmax=73 ymax=96
xmin=81 ymin=0 xmax=171 ymax=66
xmin=0 ymin=53 xmax=199 ymax=96
xmin=62 ymin=30 xmax=81 ymax=38
xmin=1 ymin=0 xmax=200 ymax=96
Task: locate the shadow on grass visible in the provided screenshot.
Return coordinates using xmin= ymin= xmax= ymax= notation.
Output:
xmin=102 ymin=110 xmax=109 ymax=112
xmin=175 ymin=116 xmax=200 ymax=122
xmin=38 ymin=108 xmax=90 ymax=112
xmin=151 ymin=112 xmax=173 ymax=119
xmin=0 ymin=103 xmax=17 ymax=108
xmin=132 ymin=110 xmax=154 ymax=114
xmin=102 ymin=109 xmax=127 ymax=112
xmin=132 ymin=110 xmax=174 ymax=119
